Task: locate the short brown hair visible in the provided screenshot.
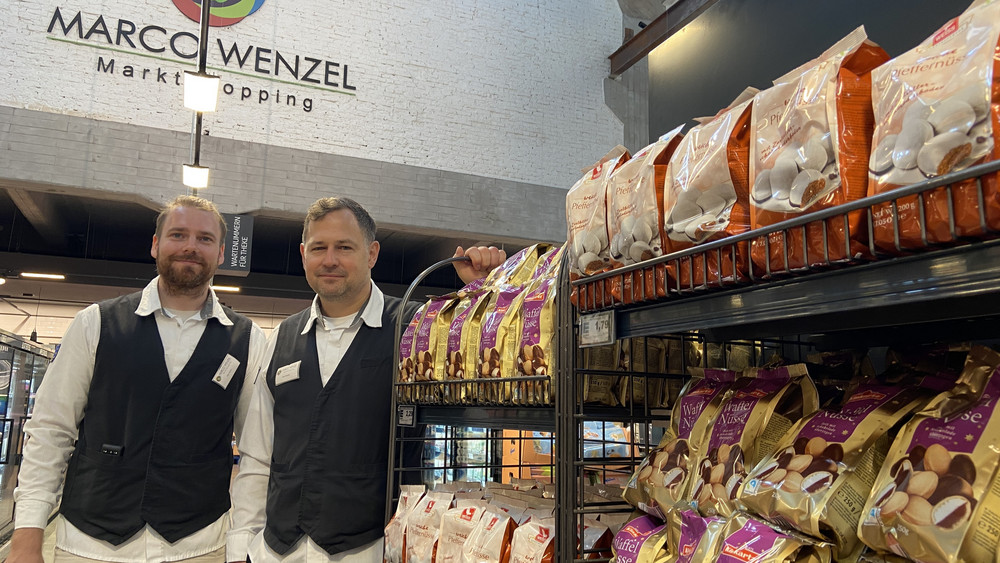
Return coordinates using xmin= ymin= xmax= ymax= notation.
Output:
xmin=155 ymin=195 xmax=227 ymax=240
xmin=302 ymin=197 xmax=377 ymax=244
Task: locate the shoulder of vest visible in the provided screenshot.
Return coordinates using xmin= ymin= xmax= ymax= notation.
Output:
xmin=220 ymin=303 xmax=252 ymax=328
xmin=277 ymin=307 xmax=313 ymax=332
xmin=384 ymin=296 xmax=421 ymax=322
xmin=97 ymin=291 xmax=144 ymax=316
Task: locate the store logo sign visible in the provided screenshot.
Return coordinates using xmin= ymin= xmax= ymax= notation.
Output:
xmin=172 ymin=0 xmax=265 ymax=27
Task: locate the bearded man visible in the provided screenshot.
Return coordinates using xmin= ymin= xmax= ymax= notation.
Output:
xmin=9 ymin=196 xmax=267 ymax=563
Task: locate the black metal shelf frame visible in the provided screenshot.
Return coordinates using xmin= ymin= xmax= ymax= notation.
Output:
xmin=387 ymin=162 xmax=1000 ymax=560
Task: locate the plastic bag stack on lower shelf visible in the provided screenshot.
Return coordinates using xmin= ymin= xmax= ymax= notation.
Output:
xmin=383 ymin=479 xmax=616 ymax=563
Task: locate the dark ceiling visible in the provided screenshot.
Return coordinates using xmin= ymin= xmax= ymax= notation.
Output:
xmin=0 ymin=188 xmax=523 ymax=301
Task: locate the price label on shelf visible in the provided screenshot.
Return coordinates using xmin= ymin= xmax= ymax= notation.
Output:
xmin=396 ymin=405 xmax=416 ymax=427
xmin=579 ymin=310 xmax=615 ymax=347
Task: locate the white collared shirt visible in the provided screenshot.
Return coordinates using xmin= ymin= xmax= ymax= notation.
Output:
xmin=229 ymin=281 xmax=385 ymax=563
xmin=14 ymin=277 xmax=268 ymax=563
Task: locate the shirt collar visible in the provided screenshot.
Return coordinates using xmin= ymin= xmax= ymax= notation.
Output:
xmin=135 ymin=276 xmax=233 ymax=326
xmin=302 ymin=279 xmax=384 ymax=334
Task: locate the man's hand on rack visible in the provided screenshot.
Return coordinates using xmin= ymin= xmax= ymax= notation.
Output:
xmin=453 ymin=246 xmax=506 ymax=284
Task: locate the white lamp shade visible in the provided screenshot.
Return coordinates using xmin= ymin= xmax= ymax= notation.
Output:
xmin=183 ymin=164 xmax=210 ymax=189
xmin=183 ymin=71 xmax=220 ymax=112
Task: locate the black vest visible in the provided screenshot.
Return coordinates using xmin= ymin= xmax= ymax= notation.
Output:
xmin=263 ymin=296 xmax=420 ymax=556
xmin=60 ymin=292 xmax=252 ymax=545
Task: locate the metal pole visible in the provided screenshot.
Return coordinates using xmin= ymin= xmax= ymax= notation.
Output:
xmin=198 ymin=0 xmax=211 ymax=73
xmin=188 ymin=0 xmax=210 ymax=195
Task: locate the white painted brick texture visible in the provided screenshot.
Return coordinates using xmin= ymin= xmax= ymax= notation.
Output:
xmin=0 ymin=0 xmax=625 ymax=190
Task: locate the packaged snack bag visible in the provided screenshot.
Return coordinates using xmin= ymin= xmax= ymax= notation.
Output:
xmin=444 ymin=287 xmax=490 ymax=403
xmin=579 ymin=517 xmax=613 ymax=560
xmin=623 ymin=368 xmax=738 ymax=517
xmin=859 ymin=346 xmax=1000 ymax=563
xmin=869 ymin=0 xmax=1000 ymax=251
xmin=462 ymin=508 xmax=518 ymax=563
xmin=615 ymin=338 xmax=669 ymax=408
xmin=741 ymin=381 xmax=943 ymax=559
xmin=750 ymin=27 xmax=890 ymax=274
xmin=688 ymin=365 xmax=820 ymax=517
xmin=611 ymin=514 xmax=669 ymax=563
xmin=664 ymin=509 xmax=724 ymax=563
xmin=528 ymin=244 xmax=562 ymax=281
xmin=566 ymin=146 xmax=631 ymax=281
xmin=412 ymin=295 xmax=457 ymax=403
xmin=511 ymin=275 xmax=558 ymax=405
xmin=583 ymin=344 xmax=620 ymax=406
xmin=486 ymin=244 xmax=544 ymax=288
xmin=509 ymin=517 xmax=555 ymax=563
xmin=606 ymin=126 xmax=685 ymax=303
xmin=406 ymin=490 xmax=455 ymax=563
xmin=665 ymin=89 xmax=756 ymax=288
xmin=384 ymin=484 xmax=426 ymax=563
xmin=398 ymin=304 xmax=427 ymax=403
xmin=437 ymin=501 xmax=489 ymax=563
xmin=708 ymin=512 xmax=833 ymax=562
xmin=478 ymin=285 xmax=530 ymax=403
xmin=673 ymin=511 xmax=727 ymax=562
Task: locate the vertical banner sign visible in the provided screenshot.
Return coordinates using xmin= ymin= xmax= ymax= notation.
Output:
xmin=219 ymin=213 xmax=253 ymax=277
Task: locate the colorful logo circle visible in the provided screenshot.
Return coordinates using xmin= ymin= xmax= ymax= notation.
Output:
xmin=172 ymin=0 xmax=265 ymax=27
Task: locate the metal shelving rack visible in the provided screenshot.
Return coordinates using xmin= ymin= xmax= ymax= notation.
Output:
xmin=556 ymin=160 xmax=1000 ymax=560
xmin=387 ymin=161 xmax=1000 ymax=561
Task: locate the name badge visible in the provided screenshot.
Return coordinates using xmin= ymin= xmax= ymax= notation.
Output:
xmin=275 ymin=361 xmax=301 ymax=386
xmin=212 ymin=354 xmax=241 ymax=389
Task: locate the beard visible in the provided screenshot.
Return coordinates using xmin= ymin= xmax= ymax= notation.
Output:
xmin=157 ymin=252 xmax=215 ymax=293
xmin=309 ymin=267 xmax=365 ymax=304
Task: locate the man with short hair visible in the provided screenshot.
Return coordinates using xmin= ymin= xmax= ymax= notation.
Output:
xmin=229 ymin=197 xmax=505 ymax=562
xmin=9 ymin=196 xmax=268 ymax=563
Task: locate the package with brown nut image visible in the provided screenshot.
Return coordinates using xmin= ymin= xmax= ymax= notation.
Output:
xmin=410 ymin=295 xmax=457 ymax=403
xmin=443 ymin=287 xmax=491 ymax=404
xmin=397 ymin=304 xmax=428 ymax=404
xmin=859 ymin=345 xmax=1000 ymax=563
xmin=605 ymin=125 xmax=685 ymax=305
xmin=623 ymin=368 xmax=738 ymax=518
xmin=687 ymin=364 xmax=819 ymax=518
xmin=869 ymin=0 xmax=1000 ymax=252
xmin=705 ymin=512 xmax=833 ymax=563
xmin=749 ymin=27 xmax=889 ymax=274
xmin=741 ymin=381 xmax=941 ymax=560
xmin=476 ymin=284 xmax=529 ymax=404
xmin=510 ymin=276 xmax=558 ymax=406
xmin=566 ymin=146 xmax=631 ymax=283
xmin=664 ymin=89 xmax=756 ymax=290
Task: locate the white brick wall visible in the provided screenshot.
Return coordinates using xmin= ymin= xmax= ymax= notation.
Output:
xmin=0 ymin=0 xmax=624 ymax=190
